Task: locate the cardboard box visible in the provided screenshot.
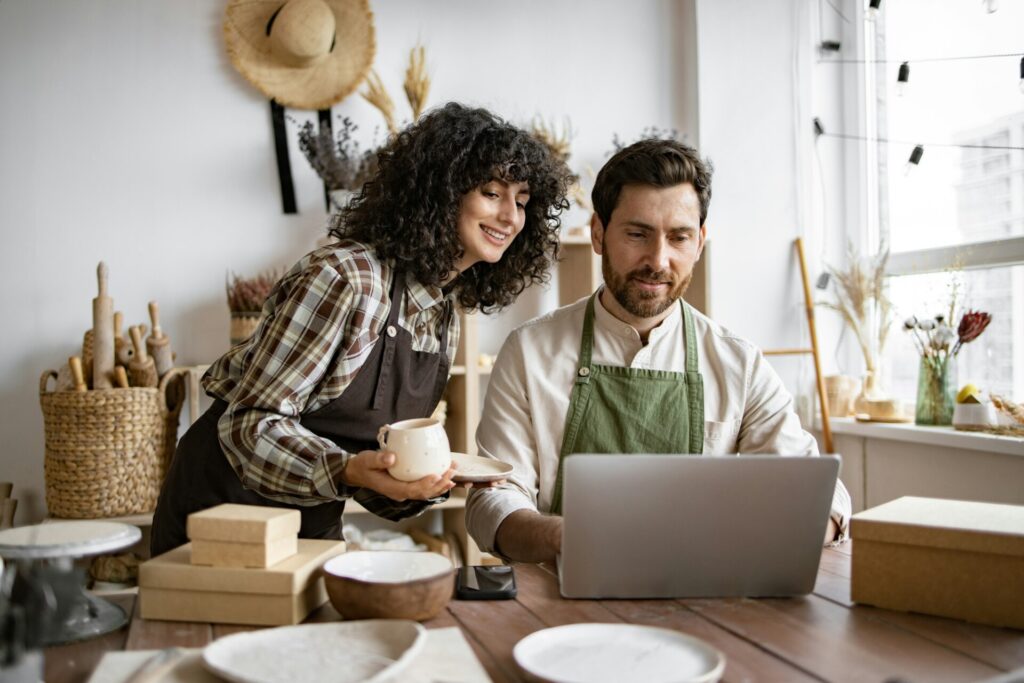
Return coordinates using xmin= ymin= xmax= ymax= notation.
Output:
xmin=851 ymin=496 xmax=1024 ymax=629
xmin=190 ymin=535 xmax=298 ymax=569
xmin=139 ymin=538 xmax=344 ymax=626
xmin=186 ymin=503 xmax=301 ymax=543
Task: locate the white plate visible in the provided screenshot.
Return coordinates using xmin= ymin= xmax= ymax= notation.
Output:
xmin=513 ymin=623 xmax=725 ymax=683
xmin=202 ymin=620 xmax=425 ymax=683
xmin=451 ymin=452 xmax=513 ymax=483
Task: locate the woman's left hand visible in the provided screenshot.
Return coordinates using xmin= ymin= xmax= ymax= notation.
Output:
xmin=343 ymin=450 xmax=457 ymax=501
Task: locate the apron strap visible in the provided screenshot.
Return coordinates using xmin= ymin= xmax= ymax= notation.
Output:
xmin=575 ymin=294 xmax=599 ymax=385
xmin=372 ymin=267 xmax=405 ymax=410
xmin=682 ymin=301 xmax=704 ymax=454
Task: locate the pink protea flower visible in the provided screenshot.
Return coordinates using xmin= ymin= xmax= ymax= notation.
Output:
xmin=953 ymin=310 xmax=992 ymax=355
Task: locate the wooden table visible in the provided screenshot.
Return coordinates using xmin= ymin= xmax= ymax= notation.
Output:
xmin=46 ymin=541 xmax=1024 ymax=683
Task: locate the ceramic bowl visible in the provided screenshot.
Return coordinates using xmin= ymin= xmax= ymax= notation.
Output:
xmin=953 ymin=402 xmax=997 ymax=428
xmin=322 ymin=551 xmax=455 ymax=621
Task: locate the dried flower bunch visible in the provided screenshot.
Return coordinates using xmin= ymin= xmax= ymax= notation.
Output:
xmin=820 ymin=242 xmax=894 ymax=377
xmin=903 ymin=310 xmax=992 ymax=359
xmin=611 ymin=126 xmax=682 ymax=153
xmin=363 ymin=44 xmax=432 ymax=136
xmin=226 ymin=270 xmax=281 ymax=314
xmin=531 ymin=118 xmax=573 ymax=165
xmin=296 ymin=116 xmax=378 ymax=192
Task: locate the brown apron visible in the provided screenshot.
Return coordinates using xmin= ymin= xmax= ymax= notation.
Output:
xmin=151 ymin=270 xmax=452 ymax=556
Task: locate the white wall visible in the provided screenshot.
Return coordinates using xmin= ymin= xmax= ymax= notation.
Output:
xmin=0 ymin=0 xmax=695 ymax=523
xmin=695 ymin=0 xmax=853 ymax=419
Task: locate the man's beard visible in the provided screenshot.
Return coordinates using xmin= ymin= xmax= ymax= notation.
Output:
xmin=602 ymin=252 xmax=692 ymax=319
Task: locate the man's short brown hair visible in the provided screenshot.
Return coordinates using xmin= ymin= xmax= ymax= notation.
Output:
xmin=591 ymin=139 xmax=713 ymax=227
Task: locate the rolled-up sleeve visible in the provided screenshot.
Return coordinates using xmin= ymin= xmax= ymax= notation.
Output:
xmin=738 ymin=350 xmax=852 ymax=539
xmin=466 ymin=329 xmax=545 ymax=553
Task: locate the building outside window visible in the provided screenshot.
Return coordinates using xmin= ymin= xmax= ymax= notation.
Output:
xmin=861 ymin=0 xmax=1024 ymax=404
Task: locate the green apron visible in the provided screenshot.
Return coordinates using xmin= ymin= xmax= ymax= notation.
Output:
xmin=550 ymin=294 xmax=704 ymax=514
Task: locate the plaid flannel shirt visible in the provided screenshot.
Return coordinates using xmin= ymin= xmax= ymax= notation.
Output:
xmin=202 ymin=240 xmax=459 ymax=518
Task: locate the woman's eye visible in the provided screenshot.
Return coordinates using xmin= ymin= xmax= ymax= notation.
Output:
xmin=516 ymin=201 xmax=526 ymax=210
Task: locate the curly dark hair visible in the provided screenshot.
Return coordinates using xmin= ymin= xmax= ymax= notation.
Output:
xmin=329 ymin=102 xmax=574 ymax=312
xmin=592 ymin=138 xmax=713 ymax=228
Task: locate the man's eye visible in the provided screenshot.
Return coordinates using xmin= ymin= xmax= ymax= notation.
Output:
xmin=672 ymin=234 xmax=690 ymax=243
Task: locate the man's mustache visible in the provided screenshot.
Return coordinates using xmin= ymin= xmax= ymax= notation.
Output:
xmin=627 ymin=267 xmax=674 ymax=285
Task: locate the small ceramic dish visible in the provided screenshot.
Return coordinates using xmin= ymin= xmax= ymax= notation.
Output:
xmin=451 ymin=452 xmax=513 ymax=483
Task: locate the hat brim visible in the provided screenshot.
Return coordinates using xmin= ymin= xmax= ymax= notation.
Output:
xmin=224 ymin=0 xmax=375 ymax=110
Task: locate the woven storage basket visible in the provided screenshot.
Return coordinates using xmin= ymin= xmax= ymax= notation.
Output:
xmin=39 ymin=367 xmax=186 ymax=518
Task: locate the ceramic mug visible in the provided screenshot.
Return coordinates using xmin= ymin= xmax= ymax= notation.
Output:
xmin=377 ymin=417 xmax=452 ymax=482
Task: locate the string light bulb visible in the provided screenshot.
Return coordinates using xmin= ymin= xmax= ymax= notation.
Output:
xmin=904 ymin=145 xmax=924 ymax=175
xmin=867 ymin=0 xmax=882 ymax=20
xmin=1019 ymin=56 xmax=1024 ymax=94
xmin=813 ymin=118 xmax=825 ymax=137
xmin=897 ymin=62 xmax=910 ymax=96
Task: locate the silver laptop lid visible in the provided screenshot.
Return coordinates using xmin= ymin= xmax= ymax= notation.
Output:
xmin=559 ymin=454 xmax=840 ymax=599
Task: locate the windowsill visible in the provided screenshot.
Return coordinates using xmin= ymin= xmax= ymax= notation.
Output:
xmin=826 ymin=417 xmax=1024 ymax=457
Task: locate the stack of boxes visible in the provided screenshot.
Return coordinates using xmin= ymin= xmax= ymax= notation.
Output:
xmin=139 ymin=504 xmax=345 ymax=626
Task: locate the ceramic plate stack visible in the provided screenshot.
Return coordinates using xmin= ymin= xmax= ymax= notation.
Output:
xmin=202 ymin=620 xmax=426 ymax=683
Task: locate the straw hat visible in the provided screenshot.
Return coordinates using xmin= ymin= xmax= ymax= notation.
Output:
xmin=224 ymin=0 xmax=375 ymax=110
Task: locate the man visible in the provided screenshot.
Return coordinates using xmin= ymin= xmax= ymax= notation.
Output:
xmin=465 ymin=139 xmax=851 ymax=563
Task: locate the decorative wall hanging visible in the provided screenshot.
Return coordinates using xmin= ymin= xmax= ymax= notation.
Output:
xmin=223 ymin=0 xmax=376 ymax=213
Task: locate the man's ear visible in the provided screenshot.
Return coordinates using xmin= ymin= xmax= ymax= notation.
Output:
xmin=590 ymin=213 xmax=604 ymax=255
xmin=696 ymin=224 xmax=707 ymax=260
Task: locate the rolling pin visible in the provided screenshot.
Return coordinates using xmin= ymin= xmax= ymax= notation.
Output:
xmin=92 ymin=262 xmax=114 ymax=389
xmin=113 ymin=365 xmax=130 ymax=389
xmin=146 ymin=301 xmax=174 ymax=377
xmin=128 ymin=325 xmax=158 ymax=387
xmin=113 ymin=311 xmax=135 ymax=366
xmin=69 ymin=355 xmax=88 ymax=392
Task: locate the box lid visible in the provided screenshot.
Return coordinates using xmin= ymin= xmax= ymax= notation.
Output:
xmin=851 ymin=497 xmax=1024 ymax=557
xmin=140 ymin=539 xmax=344 ymax=595
xmin=186 ymin=504 xmax=301 ymax=543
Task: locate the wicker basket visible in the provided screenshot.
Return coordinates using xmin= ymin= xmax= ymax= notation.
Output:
xmin=230 ymin=313 xmax=262 ymax=347
xmin=39 ymin=367 xmax=186 ymax=518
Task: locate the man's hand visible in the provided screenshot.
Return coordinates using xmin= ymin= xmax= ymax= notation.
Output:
xmin=823 ymin=517 xmax=839 ymax=545
xmin=341 ymin=450 xmax=456 ymax=501
xmin=494 ymin=509 xmax=563 ymax=563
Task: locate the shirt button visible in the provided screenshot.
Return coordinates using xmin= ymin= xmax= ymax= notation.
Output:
xmin=386 ymin=325 xmax=397 ymax=338
xmin=578 ymin=367 xmax=590 ymax=377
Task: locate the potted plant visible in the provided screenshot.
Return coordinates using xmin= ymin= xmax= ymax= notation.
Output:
xmin=226 ymin=270 xmax=280 ymax=346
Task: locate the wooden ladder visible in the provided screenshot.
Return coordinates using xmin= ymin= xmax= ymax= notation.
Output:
xmin=763 ymin=238 xmax=833 ymax=453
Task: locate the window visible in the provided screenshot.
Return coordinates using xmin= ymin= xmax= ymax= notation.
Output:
xmin=861 ymin=0 xmax=1024 ymax=402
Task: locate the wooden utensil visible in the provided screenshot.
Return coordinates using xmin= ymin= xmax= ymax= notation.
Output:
xmin=81 ymin=329 xmax=94 ymax=388
xmin=114 ymin=365 xmax=130 ymax=389
xmin=68 ymin=356 xmax=88 ymax=392
xmin=128 ymin=325 xmax=158 ymax=388
xmin=146 ymin=301 xmax=174 ymax=377
xmin=114 ymin=311 xmax=135 ymax=366
xmin=92 ymin=262 xmax=114 ymax=389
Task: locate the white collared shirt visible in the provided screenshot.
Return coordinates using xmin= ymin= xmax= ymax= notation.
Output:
xmin=466 ymin=292 xmax=851 ymax=554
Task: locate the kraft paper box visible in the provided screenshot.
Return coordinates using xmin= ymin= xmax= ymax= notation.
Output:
xmin=190 ymin=535 xmax=298 ymax=569
xmin=851 ymin=496 xmax=1024 ymax=630
xmin=186 ymin=503 xmax=301 ymax=543
xmin=139 ymin=539 xmax=344 ymax=626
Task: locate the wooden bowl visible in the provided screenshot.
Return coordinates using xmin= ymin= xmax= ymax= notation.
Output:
xmin=322 ymin=551 xmax=455 ymax=622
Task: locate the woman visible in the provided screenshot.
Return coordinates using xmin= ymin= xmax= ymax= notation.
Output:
xmin=151 ymin=103 xmax=573 ymax=555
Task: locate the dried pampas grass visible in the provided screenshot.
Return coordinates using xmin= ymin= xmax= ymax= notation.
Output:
xmin=362 ymin=44 xmax=432 ymax=136
xmin=819 ymin=242 xmax=893 ymax=375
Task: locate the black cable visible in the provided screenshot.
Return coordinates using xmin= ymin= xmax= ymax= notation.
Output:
xmin=819 ymin=131 xmax=1024 ymax=152
xmin=819 ymin=52 xmax=1022 ymax=65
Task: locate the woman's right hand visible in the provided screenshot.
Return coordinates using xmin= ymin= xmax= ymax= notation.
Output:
xmin=341 ymin=450 xmax=457 ymax=501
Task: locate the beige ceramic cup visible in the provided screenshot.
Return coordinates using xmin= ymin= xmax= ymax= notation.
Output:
xmin=377 ymin=417 xmax=452 ymax=482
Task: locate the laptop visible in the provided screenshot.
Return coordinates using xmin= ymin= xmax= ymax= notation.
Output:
xmin=558 ymin=454 xmax=840 ymax=599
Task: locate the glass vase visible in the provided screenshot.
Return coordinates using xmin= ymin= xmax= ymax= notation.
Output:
xmin=914 ymin=355 xmax=956 ymax=426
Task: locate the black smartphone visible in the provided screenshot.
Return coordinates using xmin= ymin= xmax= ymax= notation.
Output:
xmin=454 ymin=565 xmax=517 ymax=600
